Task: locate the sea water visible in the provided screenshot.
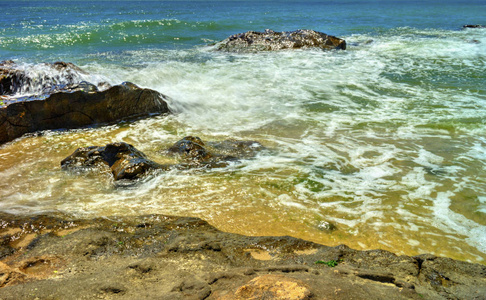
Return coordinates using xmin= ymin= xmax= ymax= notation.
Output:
xmin=1 ymin=0 xmax=486 ymax=263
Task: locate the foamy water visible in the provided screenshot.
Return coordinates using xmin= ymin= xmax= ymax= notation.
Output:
xmin=1 ymin=1 xmax=486 ymax=263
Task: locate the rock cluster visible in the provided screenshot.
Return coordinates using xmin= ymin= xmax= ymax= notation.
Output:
xmin=6 ymin=31 xmax=485 ymax=299
xmin=216 ymin=29 xmax=346 ymax=52
xmin=61 ymin=137 xmax=265 ymax=181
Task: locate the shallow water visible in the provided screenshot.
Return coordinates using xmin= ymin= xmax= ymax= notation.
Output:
xmin=1 ymin=1 xmax=486 ymax=263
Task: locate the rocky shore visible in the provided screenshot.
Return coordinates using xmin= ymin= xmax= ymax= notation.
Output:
xmin=0 ymin=212 xmax=485 ymax=299
xmin=1 ymin=30 xmax=485 ymax=299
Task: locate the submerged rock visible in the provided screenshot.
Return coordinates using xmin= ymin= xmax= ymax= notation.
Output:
xmin=166 ymin=136 xmax=211 ymax=162
xmin=0 ymin=81 xmax=171 ymax=144
xmin=62 ymin=136 xmax=265 ymax=181
xmin=208 ymin=139 xmax=266 ymax=158
xmin=216 ymin=29 xmax=346 ymax=52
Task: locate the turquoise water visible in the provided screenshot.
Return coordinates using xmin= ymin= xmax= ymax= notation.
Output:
xmin=1 ymin=1 xmax=485 ymax=59
xmin=1 ymin=1 xmax=486 ymax=263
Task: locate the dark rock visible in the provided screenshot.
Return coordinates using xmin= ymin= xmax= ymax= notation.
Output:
xmin=61 ymin=142 xmax=167 ymax=181
xmin=0 ymin=236 xmax=15 ymax=259
xmin=216 ymin=29 xmax=346 ymax=52
xmin=0 ymin=81 xmax=171 ymax=145
xmin=166 ymin=136 xmax=211 ymax=162
xmin=62 ymin=137 xmax=265 ymax=181
xmin=463 ymin=25 xmax=485 ymax=28
xmin=164 ymin=136 xmax=265 ymax=168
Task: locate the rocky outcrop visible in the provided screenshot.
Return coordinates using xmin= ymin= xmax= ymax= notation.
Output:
xmin=215 ymin=29 xmax=346 ymax=52
xmin=61 ymin=137 xmax=265 ymax=181
xmin=0 ymin=81 xmax=170 ymax=144
xmin=0 ymin=212 xmax=485 ymax=299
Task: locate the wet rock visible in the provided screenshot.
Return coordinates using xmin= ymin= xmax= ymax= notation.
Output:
xmin=0 ymin=236 xmax=15 ymax=259
xmin=463 ymin=24 xmax=485 ymax=28
xmin=0 ymin=61 xmax=98 ymax=97
xmin=216 ymin=29 xmax=346 ymax=52
xmin=61 ymin=142 xmax=166 ymax=181
xmin=166 ymin=136 xmax=211 ymax=162
xmin=0 ymin=81 xmax=171 ymax=144
xmin=208 ymin=139 xmax=266 ymax=158
xmin=62 ymin=137 xmax=265 ymax=181
xmin=415 ymin=254 xmax=486 ymax=299
xmin=164 ymin=136 xmax=265 ymax=168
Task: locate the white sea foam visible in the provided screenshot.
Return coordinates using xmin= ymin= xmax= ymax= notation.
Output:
xmin=432 ymin=192 xmax=486 ymax=253
xmin=477 ymin=197 xmax=486 ymax=214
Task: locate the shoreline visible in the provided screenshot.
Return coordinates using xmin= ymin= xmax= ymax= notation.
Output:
xmin=1 ymin=212 xmax=485 ymax=299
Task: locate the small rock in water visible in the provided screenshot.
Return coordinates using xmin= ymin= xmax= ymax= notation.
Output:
xmin=166 ymin=136 xmax=210 ymax=162
xmin=61 ymin=142 xmax=165 ymax=181
xmin=463 ymin=24 xmax=485 ymax=28
xmin=164 ymin=136 xmax=265 ymax=168
xmin=316 ymin=221 xmax=337 ymax=232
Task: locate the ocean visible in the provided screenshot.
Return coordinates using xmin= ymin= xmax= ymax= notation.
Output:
xmin=1 ymin=0 xmax=486 ymax=263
